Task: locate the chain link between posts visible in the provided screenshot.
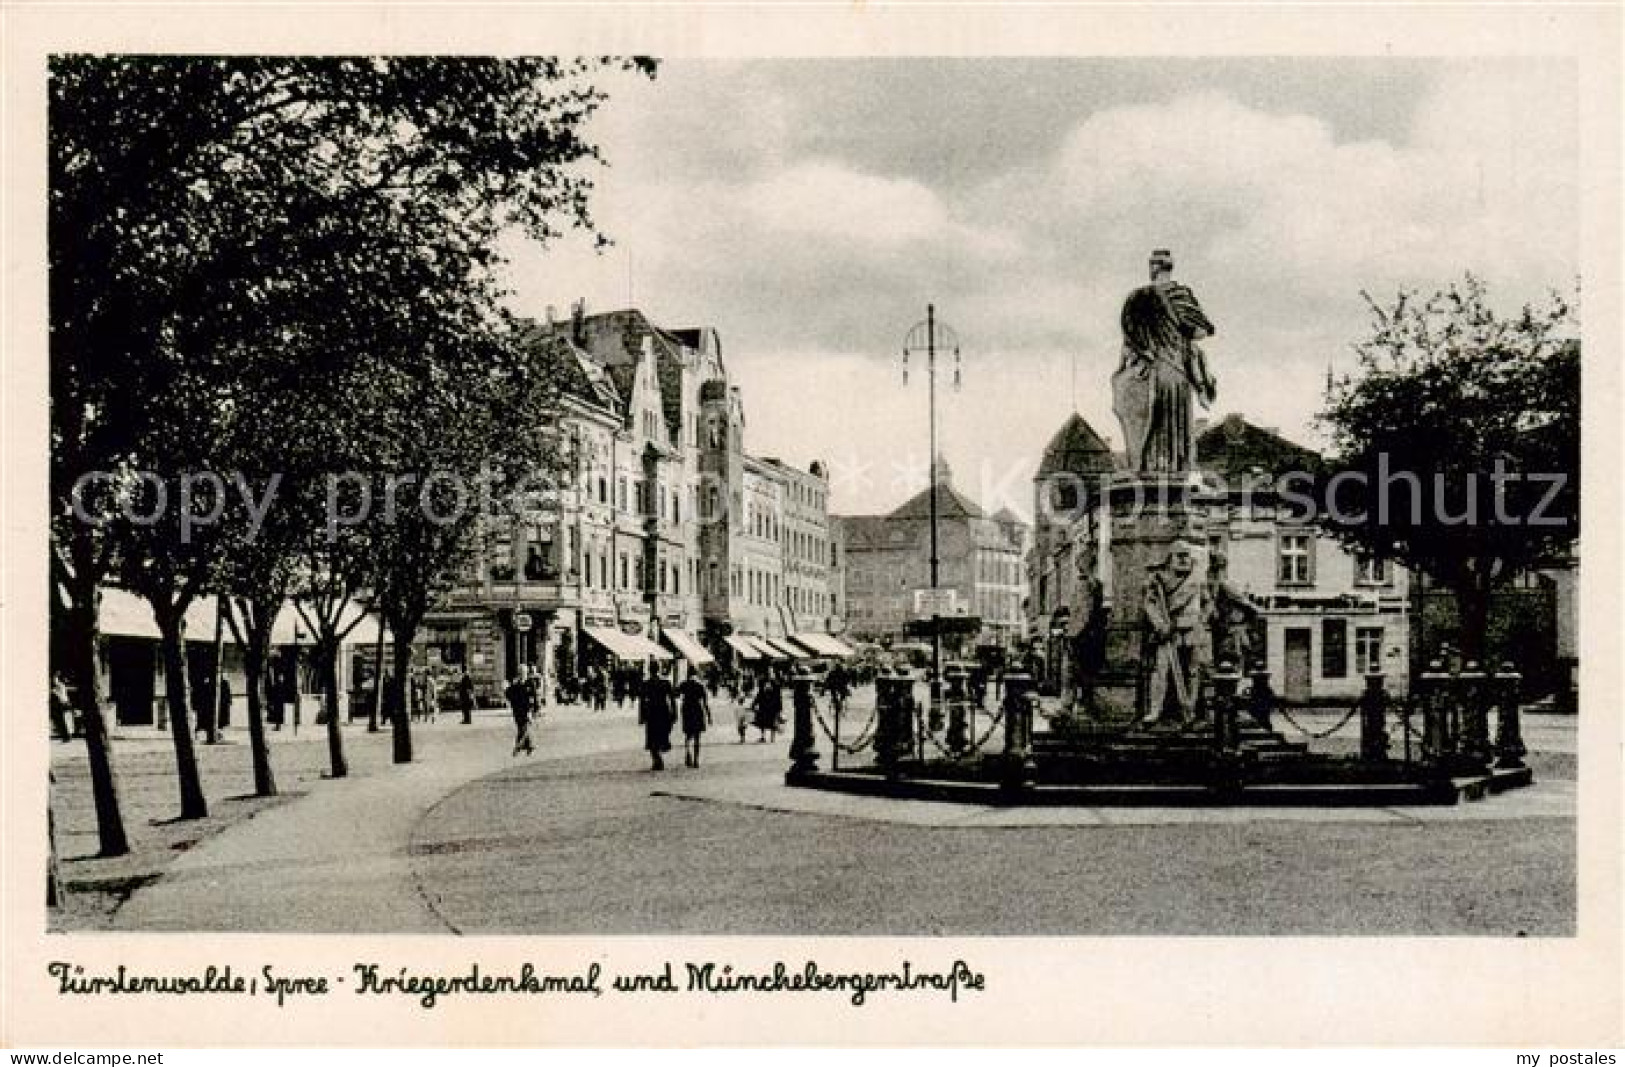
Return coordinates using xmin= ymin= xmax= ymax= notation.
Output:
xmin=1271 ymin=702 xmax=1362 ymax=740
xmin=913 ymin=702 xmax=1006 ymax=761
xmin=811 ymin=700 xmax=879 ymax=755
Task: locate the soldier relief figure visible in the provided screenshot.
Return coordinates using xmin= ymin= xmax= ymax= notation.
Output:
xmin=1112 ymin=249 xmax=1217 ymax=473
xmin=1141 ymin=540 xmax=1212 ymax=730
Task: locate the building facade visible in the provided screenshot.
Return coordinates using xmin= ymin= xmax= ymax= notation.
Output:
xmin=839 ymin=459 xmax=1031 ymax=653
xmin=430 ymin=304 xmax=844 ymax=696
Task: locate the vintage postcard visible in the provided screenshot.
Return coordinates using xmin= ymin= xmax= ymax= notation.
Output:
xmin=2 ymin=2 xmax=1621 ymax=1049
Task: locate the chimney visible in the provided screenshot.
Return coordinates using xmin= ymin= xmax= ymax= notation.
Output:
xmin=571 ymin=298 xmax=587 ymax=345
xmin=545 ymin=305 xmax=557 ymax=327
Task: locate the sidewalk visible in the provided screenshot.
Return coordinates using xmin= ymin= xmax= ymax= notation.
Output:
xmin=109 ymin=712 xmax=637 ymax=933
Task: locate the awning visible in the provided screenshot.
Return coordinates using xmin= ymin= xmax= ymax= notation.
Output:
xmin=583 ymin=625 xmax=672 ymax=662
xmin=97 ymin=588 xmax=161 ymax=640
xmin=761 ymin=637 xmax=809 ymax=660
xmin=723 ymin=635 xmax=762 ymax=660
xmin=91 ymin=588 xmax=386 ymax=646
xmin=739 ymin=635 xmax=787 ymax=660
xmin=791 ymin=632 xmax=855 ymax=658
xmin=661 ymin=628 xmax=715 ymax=667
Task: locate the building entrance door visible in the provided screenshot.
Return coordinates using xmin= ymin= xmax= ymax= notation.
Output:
xmin=1283 ymin=627 xmax=1312 ymax=703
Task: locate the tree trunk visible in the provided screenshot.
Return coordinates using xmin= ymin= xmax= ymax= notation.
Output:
xmin=206 ymin=603 xmax=225 ymax=742
xmin=389 ymin=628 xmax=416 ymax=764
xmin=60 ymin=582 xmax=129 ymax=856
xmin=229 ymin=597 xmax=278 ymax=797
xmin=317 ymin=638 xmax=348 ymax=778
xmin=47 ymin=769 xmax=64 ymax=910
xmin=368 ymin=617 xmax=386 ymax=733
xmin=155 ymin=608 xmax=209 ymax=820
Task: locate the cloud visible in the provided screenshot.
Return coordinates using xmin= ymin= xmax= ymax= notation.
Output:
xmin=740 ymin=161 xmax=950 ymax=246
xmin=503 ymin=60 xmax=1579 ymax=516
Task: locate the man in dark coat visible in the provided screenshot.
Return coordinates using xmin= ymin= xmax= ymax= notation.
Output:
xmin=677 ymin=668 xmax=712 ymax=767
xmin=506 ymin=671 xmax=534 ymax=756
xmin=637 ymin=662 xmax=676 ymax=770
xmin=457 ymin=668 xmax=476 ymax=725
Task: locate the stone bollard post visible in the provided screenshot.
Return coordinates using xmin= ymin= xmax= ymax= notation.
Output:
xmin=1493 ymin=661 xmax=1527 ymax=771
xmin=1209 ymin=661 xmax=1242 ymax=753
xmin=786 ymin=672 xmax=821 ymax=783
xmin=1359 ymin=667 xmax=1390 ymax=763
xmin=1418 ymin=659 xmax=1449 ymax=765
xmin=896 ymin=670 xmax=922 ymax=763
xmin=1246 ymin=663 xmax=1275 ymax=730
xmin=944 ymin=666 xmax=969 ymax=755
xmin=1458 ymin=661 xmax=1492 ymax=769
xmin=873 ymin=675 xmax=901 ymax=777
xmin=999 ymin=671 xmax=1037 ymax=797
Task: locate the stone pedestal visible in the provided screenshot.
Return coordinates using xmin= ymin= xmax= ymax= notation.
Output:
xmin=1091 ymin=472 xmax=1216 ymax=721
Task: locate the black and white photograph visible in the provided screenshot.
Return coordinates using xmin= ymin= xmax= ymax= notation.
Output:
xmin=4 ymin=2 xmax=1621 ymax=1052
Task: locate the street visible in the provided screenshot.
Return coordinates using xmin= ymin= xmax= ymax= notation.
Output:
xmin=52 ymin=691 xmax=1577 ymax=937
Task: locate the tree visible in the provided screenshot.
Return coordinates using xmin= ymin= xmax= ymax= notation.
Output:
xmin=50 ymin=56 xmax=656 ymax=802
xmin=1316 ymin=275 xmax=1579 ymax=664
xmin=368 ymin=323 xmax=569 ymax=764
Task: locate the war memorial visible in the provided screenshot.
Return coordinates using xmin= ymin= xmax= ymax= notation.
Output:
xmin=789 ymin=252 xmax=1536 ymax=807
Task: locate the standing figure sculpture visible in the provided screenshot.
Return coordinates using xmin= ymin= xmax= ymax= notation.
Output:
xmin=1142 ymin=540 xmax=1212 ymax=730
xmin=1113 ymin=249 xmax=1217 ymax=473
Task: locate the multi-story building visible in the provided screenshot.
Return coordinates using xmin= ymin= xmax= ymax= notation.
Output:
xmin=839 ymin=458 xmax=1031 ymax=653
xmin=694 ymin=364 xmax=839 ymax=663
xmin=429 ymin=304 xmax=844 ymax=695
xmin=1025 ymin=412 xmax=1411 ymax=705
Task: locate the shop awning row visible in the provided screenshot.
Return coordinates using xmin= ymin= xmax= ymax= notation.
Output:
xmin=93 ymin=588 xmax=384 ymax=646
xmin=722 ymin=635 xmax=763 ymax=660
xmin=661 ymin=628 xmax=715 ymax=668
xmin=790 ymin=632 xmax=856 ymax=658
xmin=583 ymin=625 xmax=672 ymax=662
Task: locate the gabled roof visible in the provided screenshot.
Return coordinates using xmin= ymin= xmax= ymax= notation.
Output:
xmin=888 ymin=482 xmax=984 ymax=521
xmin=555 ymin=309 xmax=687 ymax=436
xmin=1196 ymin=414 xmax=1320 ymax=478
xmin=1036 ymin=413 xmax=1118 ymax=480
xmin=514 ymin=321 xmax=620 ymax=414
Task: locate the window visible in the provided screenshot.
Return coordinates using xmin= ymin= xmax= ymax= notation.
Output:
xmin=1278 ymin=532 xmax=1313 ymax=585
xmin=1321 ymin=619 xmax=1348 ymax=679
xmin=617 ymin=478 xmax=627 ymax=512
xmin=619 ymin=553 xmax=629 ymax=589
xmin=597 ymin=477 xmax=607 ymax=504
xmin=1357 ymin=556 xmax=1389 ymax=586
xmin=1356 ymin=627 xmax=1384 ymax=675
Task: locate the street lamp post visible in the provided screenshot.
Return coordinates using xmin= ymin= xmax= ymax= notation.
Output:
xmin=903 ymin=305 xmax=962 ymax=733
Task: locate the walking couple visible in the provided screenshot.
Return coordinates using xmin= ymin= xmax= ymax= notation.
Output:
xmin=639 ymin=662 xmax=712 ymax=770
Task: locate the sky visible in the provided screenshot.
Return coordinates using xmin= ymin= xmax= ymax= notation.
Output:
xmin=502 ymin=58 xmax=1579 ymax=521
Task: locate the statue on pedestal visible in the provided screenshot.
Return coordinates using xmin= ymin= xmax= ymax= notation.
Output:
xmin=1141 ymin=539 xmax=1212 ymax=730
xmin=1112 ymin=249 xmax=1217 ymax=473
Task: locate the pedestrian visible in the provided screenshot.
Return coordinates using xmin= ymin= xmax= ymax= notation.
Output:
xmin=457 ymin=667 xmax=476 ymax=725
xmin=637 ymin=662 xmax=676 ymax=771
xmin=506 ymin=671 xmax=534 ymax=756
xmin=425 ymin=669 xmax=441 ymax=724
xmin=750 ymin=674 xmax=782 ymax=743
xmin=49 ymin=674 xmax=73 ymax=742
xmin=524 ymin=664 xmax=543 ymax=721
xmin=678 ymin=667 xmax=712 ymax=767
xmin=216 ymin=675 xmax=233 ymax=734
